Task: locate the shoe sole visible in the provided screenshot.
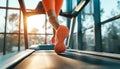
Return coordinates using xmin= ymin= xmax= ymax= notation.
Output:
xmin=54 ymin=25 xmax=69 ymax=54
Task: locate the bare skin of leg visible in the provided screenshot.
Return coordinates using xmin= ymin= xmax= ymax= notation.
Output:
xmin=47 ymin=10 xmax=68 ymax=54
xmin=42 ymin=0 xmax=68 ymax=54
xmin=47 ymin=10 xmax=60 ymax=30
xmin=47 ymin=10 xmax=59 ymax=45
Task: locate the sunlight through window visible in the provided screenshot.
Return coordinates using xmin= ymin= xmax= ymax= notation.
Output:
xmin=27 ymin=15 xmax=46 ymax=33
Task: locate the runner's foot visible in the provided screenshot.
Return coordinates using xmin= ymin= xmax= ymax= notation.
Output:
xmin=54 ymin=25 xmax=69 ymax=54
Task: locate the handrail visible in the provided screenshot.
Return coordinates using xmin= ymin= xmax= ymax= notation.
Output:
xmin=18 ymin=0 xmax=26 ymax=14
xmin=60 ymin=0 xmax=90 ymax=18
xmin=18 ymin=0 xmax=90 ymax=18
xmin=18 ymin=0 xmax=28 ymax=49
xmin=72 ymin=0 xmax=90 ymax=17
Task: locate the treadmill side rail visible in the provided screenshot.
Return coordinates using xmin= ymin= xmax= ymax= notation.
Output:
xmin=2 ymin=49 xmax=35 ymax=69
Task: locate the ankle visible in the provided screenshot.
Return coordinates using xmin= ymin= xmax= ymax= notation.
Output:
xmin=49 ymin=16 xmax=60 ymax=30
xmin=47 ymin=10 xmax=56 ymax=17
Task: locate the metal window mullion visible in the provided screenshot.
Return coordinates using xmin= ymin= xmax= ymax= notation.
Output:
xmin=77 ymin=13 xmax=83 ymax=50
xmin=3 ymin=0 xmax=9 ymax=55
xmin=77 ymin=0 xmax=83 ymax=50
xmin=66 ymin=0 xmax=72 ymax=29
xmin=18 ymin=10 xmax=21 ymax=52
xmin=93 ymin=0 xmax=102 ymax=52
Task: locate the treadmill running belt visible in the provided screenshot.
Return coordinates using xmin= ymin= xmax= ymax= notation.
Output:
xmin=14 ymin=50 xmax=120 ymax=69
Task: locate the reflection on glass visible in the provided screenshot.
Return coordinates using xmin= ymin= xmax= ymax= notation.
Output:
xmin=102 ymin=19 xmax=120 ymax=54
xmin=100 ymin=0 xmax=120 ymax=21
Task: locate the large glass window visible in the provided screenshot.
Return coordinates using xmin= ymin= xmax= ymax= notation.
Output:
xmin=101 ymin=0 xmax=120 ymax=54
xmin=0 ymin=0 xmax=22 ymax=57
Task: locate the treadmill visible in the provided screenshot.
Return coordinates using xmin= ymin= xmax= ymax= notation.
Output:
xmin=2 ymin=0 xmax=120 ymax=69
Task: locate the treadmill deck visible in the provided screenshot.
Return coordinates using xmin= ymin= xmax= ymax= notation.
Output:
xmin=14 ymin=50 xmax=120 ymax=69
